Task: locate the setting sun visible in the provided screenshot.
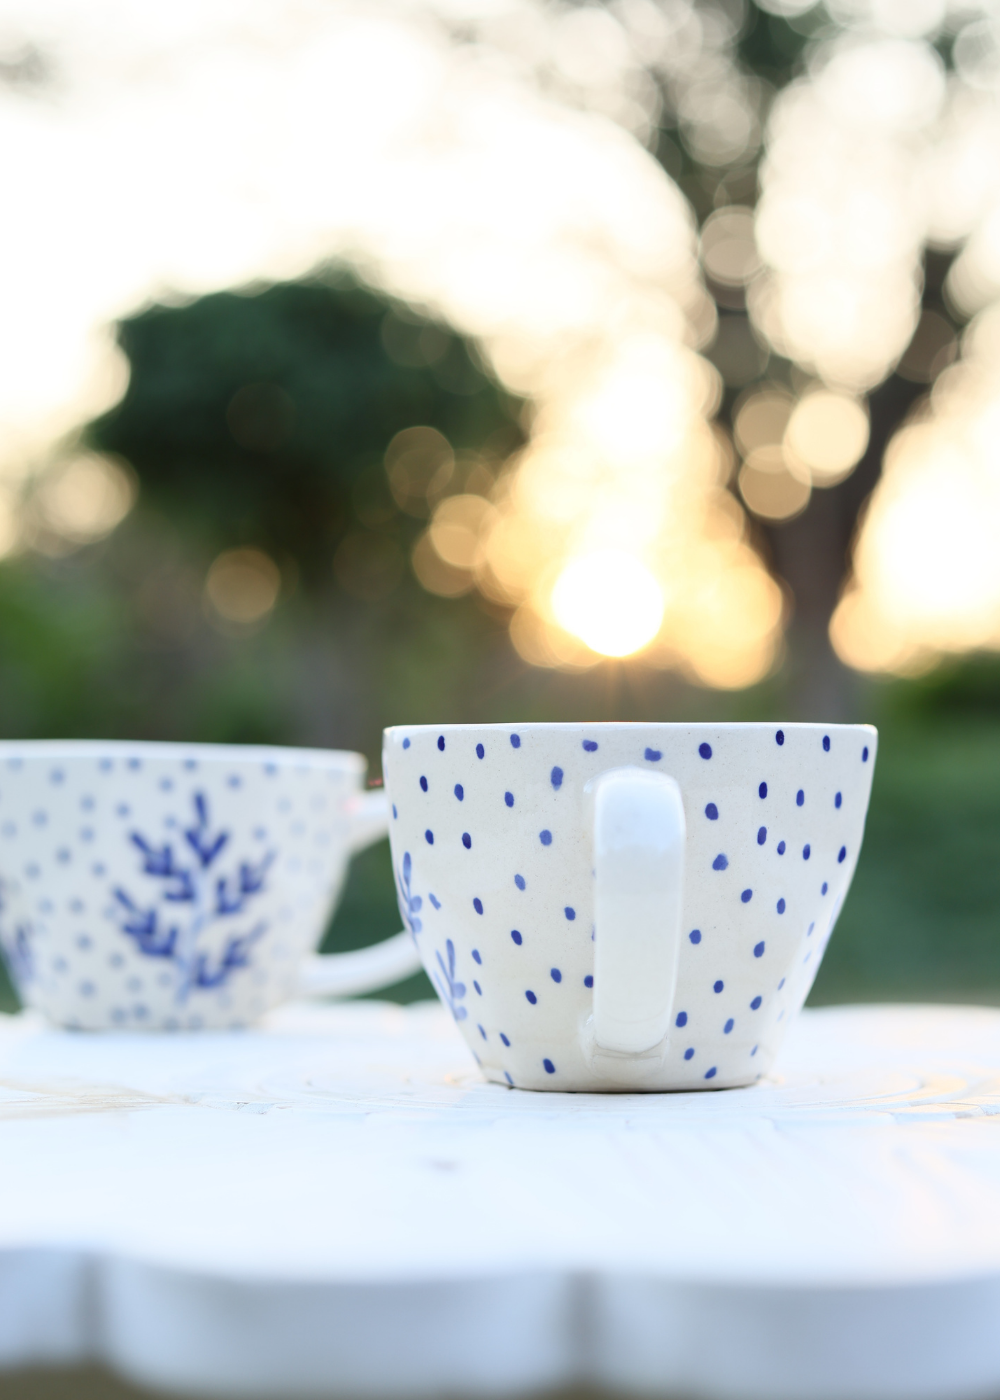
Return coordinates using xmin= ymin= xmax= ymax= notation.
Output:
xmin=551 ymin=551 xmax=665 ymax=658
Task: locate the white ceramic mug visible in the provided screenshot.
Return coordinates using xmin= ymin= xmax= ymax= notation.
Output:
xmin=383 ymin=722 xmax=877 ymax=1091
xmin=0 ymin=741 xmax=421 ymax=1030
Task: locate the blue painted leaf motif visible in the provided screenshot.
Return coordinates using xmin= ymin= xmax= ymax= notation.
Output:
xmin=434 ymin=937 xmax=468 ymax=1021
xmin=0 ymin=881 xmax=35 ymax=986
xmin=129 ymin=834 xmax=195 ymax=901
xmin=184 ymin=793 xmax=230 ymax=868
xmin=113 ymin=791 xmax=276 ymax=999
xmin=191 ymin=922 xmax=266 ymax=988
xmin=113 ymin=888 xmax=178 ymax=957
xmin=215 ymin=852 xmax=275 ymax=916
xmin=394 ymin=850 xmax=424 ymax=935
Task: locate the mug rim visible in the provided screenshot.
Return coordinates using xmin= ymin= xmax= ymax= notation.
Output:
xmin=0 ymin=739 xmax=366 ymax=772
xmin=385 ymin=721 xmax=877 ymax=737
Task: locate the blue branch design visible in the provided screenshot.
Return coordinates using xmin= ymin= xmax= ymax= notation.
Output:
xmin=113 ymin=791 xmax=275 ymax=999
xmin=433 ymin=938 xmax=467 ymax=1022
xmin=394 ymin=850 xmax=423 ymax=937
xmin=0 ymin=879 xmax=34 ymax=987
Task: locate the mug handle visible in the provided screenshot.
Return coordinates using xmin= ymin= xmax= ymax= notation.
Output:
xmin=591 ymin=767 xmax=686 ymax=1056
xmin=296 ymin=788 xmax=423 ymax=998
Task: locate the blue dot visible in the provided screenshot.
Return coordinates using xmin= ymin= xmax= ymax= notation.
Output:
xmin=689 ymin=929 xmax=702 ymax=944
xmin=821 ymin=882 xmax=828 ymax=895
xmin=437 ymin=735 xmax=445 ymax=751
xmin=474 ymin=982 xmax=482 ymax=996
xmin=705 ymin=802 xmax=719 ymax=820
xmin=583 ymin=740 xmax=598 ymax=752
xmin=757 ymin=826 xmax=767 ymax=845
xmin=550 ymin=968 xmax=562 ymax=983
xmin=724 ymin=1018 xmax=734 ymax=1034
xmin=776 ymin=730 xmax=784 ymax=746
xmin=684 ymin=1048 xmax=695 ymax=1060
xmin=712 ymin=853 xmax=729 ymax=871
xmin=425 ymin=829 xmax=434 ymax=844
xmin=462 ymin=833 xmax=472 ymax=849
xmin=540 ymin=829 xmax=552 ymax=846
xmin=751 ymin=996 xmax=762 ymax=1010
xmin=454 ymin=783 xmax=464 ymax=800
xmin=543 ymin=1058 xmax=556 ymax=1074
xmin=777 ymin=898 xmax=785 ymax=914
xmin=511 ymin=930 xmax=523 ymax=945
xmin=838 ymin=845 xmax=847 ymax=863
xmin=862 ymin=746 xmax=869 ymax=762
xmin=699 ymin=742 xmax=712 ymax=759
xmin=751 ymin=1046 xmax=758 ymax=1058
xmin=565 ymin=907 xmax=576 ymax=921
xmin=526 ymin=990 xmax=537 ymax=1004
xmin=402 ymin=738 xmax=411 ymax=749
xmin=504 ymin=1072 xmax=513 ymax=1085
xmin=759 ymin=781 xmax=768 ymax=798
xmin=476 ymin=1023 xmax=486 ymax=1039
xmin=741 ymin=888 xmax=753 ymax=903
xmin=778 ymin=977 xmax=786 ymax=989
xmin=645 ymin=748 xmax=662 ymax=761
xmin=477 ymin=743 xmax=485 ymax=759
xmin=550 ymin=766 xmax=563 ymax=789
xmin=714 ymin=979 xmax=724 ymax=993
xmin=515 ymin=874 xmax=526 ymax=890
xmin=504 ymin=791 xmax=514 ymax=807
xmin=500 ymin=1033 xmax=510 ymax=1047
xmin=754 ymin=941 xmax=765 ymax=958
xmin=473 ymin=897 xmax=483 ymax=914
xmin=796 ymin=789 xmax=804 ymax=806
xmin=803 ymin=844 xmax=811 ymax=860
xmin=584 ymin=975 xmax=593 ymax=988
xmin=472 ymin=949 xmax=482 ymax=965
xmin=510 ymin=734 xmax=521 ymax=748
xmin=392 ymin=805 xmax=398 ymax=819
xmin=705 ymin=1067 xmax=717 ymax=1080
xmin=429 ymin=893 xmax=441 ymax=909
xmin=777 ymin=840 xmax=786 ymax=854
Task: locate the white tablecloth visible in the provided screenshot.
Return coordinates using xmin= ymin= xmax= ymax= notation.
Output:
xmin=2 ymin=1000 xmax=1000 ymax=1399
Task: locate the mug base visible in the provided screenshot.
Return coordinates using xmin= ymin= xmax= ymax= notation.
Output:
xmin=481 ymin=1064 xmax=764 ymax=1093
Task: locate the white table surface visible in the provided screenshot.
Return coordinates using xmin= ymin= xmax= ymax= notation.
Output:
xmin=2 ymin=1000 xmax=1000 ymax=1400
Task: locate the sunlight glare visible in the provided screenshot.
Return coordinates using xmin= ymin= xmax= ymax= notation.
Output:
xmin=551 ymin=550 xmax=664 ymax=658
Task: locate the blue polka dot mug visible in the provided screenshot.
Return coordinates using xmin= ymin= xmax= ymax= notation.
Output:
xmin=383 ymin=723 xmax=877 ymax=1091
xmin=0 ymin=741 xmax=420 ymax=1030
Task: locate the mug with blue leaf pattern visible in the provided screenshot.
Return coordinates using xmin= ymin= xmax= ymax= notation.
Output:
xmin=0 ymin=741 xmax=420 ymax=1029
xmin=383 ymin=722 xmax=877 ymax=1091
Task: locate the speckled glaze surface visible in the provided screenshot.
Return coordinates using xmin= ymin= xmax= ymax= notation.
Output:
xmin=0 ymin=741 xmax=377 ymax=1030
xmin=383 ymin=722 xmax=877 ymax=1091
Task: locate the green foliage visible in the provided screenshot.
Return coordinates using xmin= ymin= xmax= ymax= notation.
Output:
xmin=89 ymin=273 xmax=522 ymax=581
xmin=810 ymin=718 xmax=1000 ymax=1005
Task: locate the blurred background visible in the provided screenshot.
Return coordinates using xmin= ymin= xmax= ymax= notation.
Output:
xmin=0 ymin=0 xmax=998 ymax=1012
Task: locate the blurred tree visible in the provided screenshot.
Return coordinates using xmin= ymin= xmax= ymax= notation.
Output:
xmin=89 ymin=274 xmax=523 ymax=586
xmin=653 ymin=2 xmax=965 ymax=719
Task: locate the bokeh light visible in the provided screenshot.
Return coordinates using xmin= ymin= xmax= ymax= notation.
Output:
xmin=783 ymin=391 xmax=869 ymax=486
xmin=204 ymin=548 xmax=282 ymax=629
xmin=738 ymin=446 xmax=811 ymax=522
xmin=31 ymin=451 xmax=136 ymax=549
